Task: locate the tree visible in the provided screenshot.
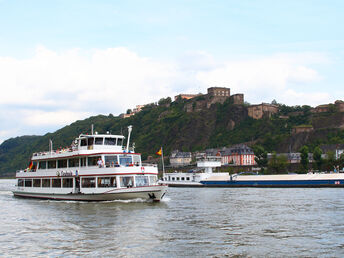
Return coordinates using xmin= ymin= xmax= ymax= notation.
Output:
xmin=300 ymin=145 xmax=309 ymax=173
xmin=253 ymin=145 xmax=268 ymax=173
xmin=126 ymin=109 xmax=132 ymax=114
xmin=268 ymin=152 xmax=288 ymax=174
xmin=313 ymin=146 xmax=323 ymax=171
xmin=324 ymin=151 xmax=336 ymax=172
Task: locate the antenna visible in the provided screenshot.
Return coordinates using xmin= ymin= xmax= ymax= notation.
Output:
xmin=126 ymin=125 xmax=133 ymax=152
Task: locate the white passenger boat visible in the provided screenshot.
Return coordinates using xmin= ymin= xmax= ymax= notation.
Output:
xmin=161 ymin=156 xmax=223 ymax=187
xmin=13 ymin=126 xmax=167 ymax=201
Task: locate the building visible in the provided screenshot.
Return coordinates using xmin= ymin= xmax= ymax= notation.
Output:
xmin=335 ymin=100 xmax=344 ymax=112
xmin=205 ymin=145 xmax=255 ymax=166
xmin=292 ymin=125 xmax=314 ymax=134
xmin=230 ymin=94 xmax=244 ymax=105
xmin=174 ymin=94 xmax=202 ymax=101
xmin=207 ymin=87 xmax=230 ymax=97
xmin=169 ymin=150 xmax=192 ymax=167
xmin=312 ymin=104 xmax=330 ymax=113
xmin=247 ymin=103 xmax=279 ymax=119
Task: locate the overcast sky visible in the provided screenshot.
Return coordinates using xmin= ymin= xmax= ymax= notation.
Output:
xmin=0 ymin=0 xmax=343 ymax=143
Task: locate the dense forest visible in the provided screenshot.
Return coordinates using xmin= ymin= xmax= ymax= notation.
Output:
xmin=1 ymin=97 xmax=344 ymax=177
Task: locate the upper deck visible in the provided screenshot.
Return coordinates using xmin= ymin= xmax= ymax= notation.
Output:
xmin=32 ymin=133 xmax=132 ymax=160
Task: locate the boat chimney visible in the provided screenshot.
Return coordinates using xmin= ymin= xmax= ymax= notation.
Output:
xmin=126 ymin=125 xmax=133 ymax=152
xmin=91 ymin=124 xmax=94 ymax=135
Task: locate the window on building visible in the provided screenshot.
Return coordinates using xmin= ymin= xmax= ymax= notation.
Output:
xmin=149 ymin=176 xmax=157 ymax=185
xmin=98 ymin=177 xmax=116 ymax=187
xmin=136 ymin=176 xmax=149 ymax=186
xmin=63 ymin=178 xmax=73 ymax=188
xmin=33 ymin=179 xmax=41 ymax=187
xmin=52 ymin=179 xmax=61 ymax=188
xmin=119 ymin=155 xmax=132 ymax=166
xmin=18 ymin=179 xmax=24 ymax=187
xmin=80 ymin=139 xmax=87 ymax=146
xmin=104 ymin=138 xmax=116 ymax=145
xmin=82 ymin=177 xmax=96 ymax=188
xmin=69 ymin=158 xmax=79 ymax=167
xmin=133 ymin=155 xmax=141 ymax=166
xmin=120 ymin=176 xmax=134 ymax=187
xmin=58 ymin=159 xmax=67 ymax=168
xmin=87 ymin=137 xmax=94 ymax=146
xmin=48 ymin=160 xmax=56 ymax=169
xmin=42 ymin=179 xmax=50 ymax=187
xmin=105 ymin=155 xmax=118 ymax=167
xmin=24 ymin=179 xmax=32 ymax=187
xmin=39 ymin=161 xmax=47 ymax=170
xmin=80 ymin=157 xmax=87 ymax=167
xmin=95 ymin=137 xmax=103 ymax=145
xmin=88 ymin=156 xmax=101 ymax=166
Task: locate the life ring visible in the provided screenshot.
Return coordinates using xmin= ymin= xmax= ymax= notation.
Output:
xmin=56 ymin=171 xmax=60 ymax=177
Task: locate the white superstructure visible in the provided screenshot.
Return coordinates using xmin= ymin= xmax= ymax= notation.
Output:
xmin=13 ymin=126 xmax=167 ymax=201
xmin=161 ymin=156 xmax=223 ymax=186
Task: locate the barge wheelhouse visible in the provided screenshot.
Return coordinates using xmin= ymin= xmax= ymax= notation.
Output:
xmin=13 ymin=126 xmax=167 ymax=201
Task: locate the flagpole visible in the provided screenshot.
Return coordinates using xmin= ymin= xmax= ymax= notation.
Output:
xmin=161 ymin=146 xmax=165 ymax=178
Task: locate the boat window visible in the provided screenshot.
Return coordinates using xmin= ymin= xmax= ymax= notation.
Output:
xmin=24 ymin=179 xmax=32 ymax=187
xmin=136 ymin=176 xmax=149 ymax=186
xmin=69 ymin=158 xmax=79 ymax=167
xmin=149 ymin=176 xmax=157 ymax=184
xmin=52 ymin=179 xmax=61 ymax=188
xmin=88 ymin=156 xmax=101 ymax=166
xmin=133 ymin=155 xmax=141 ymax=166
xmin=42 ymin=179 xmax=50 ymax=187
xmin=48 ymin=160 xmax=56 ymax=169
xmin=39 ymin=161 xmax=47 ymax=170
xmin=104 ymin=138 xmax=116 ymax=145
xmin=172 ymin=177 xmax=175 ymax=181
xmin=181 ymin=177 xmax=185 ymax=181
xmin=80 ymin=157 xmax=87 ymax=167
xmin=98 ymin=177 xmax=116 ymax=187
xmin=80 ymin=139 xmax=87 ymax=146
xmin=177 ymin=177 xmax=180 ymax=181
xmin=82 ymin=177 xmax=96 ymax=188
xmin=105 ymin=155 xmax=118 ymax=167
xmin=95 ymin=137 xmax=103 ymax=145
xmin=87 ymin=137 xmax=94 ymax=146
xmin=119 ymin=155 xmax=133 ymax=166
xmin=120 ymin=176 xmax=134 ymax=188
xmin=117 ymin=138 xmax=123 ymax=146
xmin=63 ymin=178 xmax=73 ymax=188
xmin=33 ymin=179 xmax=41 ymax=187
xmin=18 ymin=179 xmax=24 ymax=187
xmin=186 ymin=177 xmax=190 ymax=181
xmin=58 ymin=159 xmax=67 ymax=168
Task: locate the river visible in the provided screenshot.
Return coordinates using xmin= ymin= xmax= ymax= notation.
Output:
xmin=1 ymin=179 xmax=344 ymax=257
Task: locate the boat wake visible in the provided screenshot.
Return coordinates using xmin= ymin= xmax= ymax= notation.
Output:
xmin=38 ymin=198 xmax=153 ymax=204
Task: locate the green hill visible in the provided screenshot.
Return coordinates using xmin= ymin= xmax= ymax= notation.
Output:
xmin=1 ymin=97 xmax=344 ymax=177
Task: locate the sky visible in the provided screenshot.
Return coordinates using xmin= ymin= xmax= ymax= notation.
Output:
xmin=0 ymin=0 xmax=343 ymax=143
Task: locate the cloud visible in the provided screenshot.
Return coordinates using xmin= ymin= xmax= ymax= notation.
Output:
xmin=195 ymin=52 xmax=327 ymax=104
xmin=0 ymin=47 xmax=334 ymax=143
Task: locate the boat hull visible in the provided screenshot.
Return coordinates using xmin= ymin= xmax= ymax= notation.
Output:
xmin=200 ymin=179 xmax=344 ymax=187
xmin=201 ymin=173 xmax=344 ymax=187
xmin=13 ymin=185 xmax=168 ymax=201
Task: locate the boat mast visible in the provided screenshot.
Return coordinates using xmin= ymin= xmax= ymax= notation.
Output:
xmin=126 ymin=125 xmax=133 ymax=152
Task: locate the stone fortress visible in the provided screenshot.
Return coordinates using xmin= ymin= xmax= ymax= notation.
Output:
xmin=121 ymin=86 xmax=344 ymax=121
xmin=179 ymin=86 xmax=277 ymax=119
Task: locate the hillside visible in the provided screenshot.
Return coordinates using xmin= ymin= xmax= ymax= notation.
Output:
xmin=1 ymin=97 xmax=344 ymax=177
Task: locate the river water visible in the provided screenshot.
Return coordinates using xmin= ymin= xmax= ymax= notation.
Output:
xmin=1 ymin=179 xmax=344 ymax=257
